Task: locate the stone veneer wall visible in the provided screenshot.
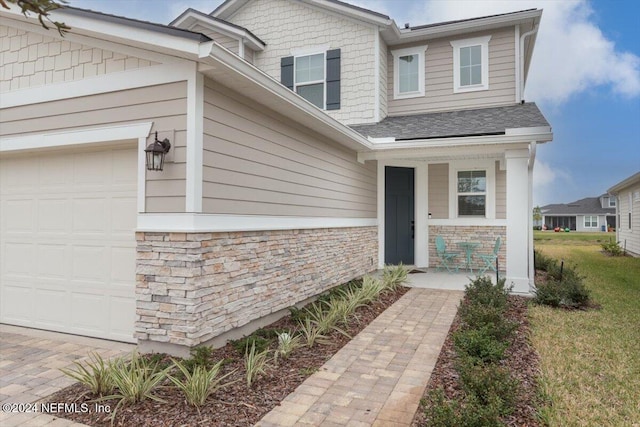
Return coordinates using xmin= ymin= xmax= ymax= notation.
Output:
xmin=135 ymin=227 xmax=377 ymax=351
xmin=429 ymin=226 xmax=507 ymax=271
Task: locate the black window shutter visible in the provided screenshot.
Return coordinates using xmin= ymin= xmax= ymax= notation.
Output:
xmin=281 ymin=56 xmax=294 ymax=90
xmin=326 ymin=49 xmax=341 ymax=110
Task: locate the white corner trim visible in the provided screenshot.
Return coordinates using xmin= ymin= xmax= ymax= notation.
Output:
xmin=391 ymin=45 xmax=427 ymax=100
xmin=450 ymin=35 xmax=491 ymax=93
xmin=374 ymin=29 xmax=381 ymax=123
xmin=0 ymin=122 xmax=153 ymax=152
xmin=514 ymin=24 xmax=521 ymax=103
xmin=185 ymin=68 xmax=204 ymax=213
xmin=137 ymin=137 xmax=147 ymax=213
xmin=137 ymin=213 xmax=378 ymax=232
xmin=0 ymin=63 xmax=193 ymax=109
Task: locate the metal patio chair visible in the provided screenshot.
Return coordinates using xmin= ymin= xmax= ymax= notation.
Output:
xmin=478 ymin=237 xmax=502 ymax=275
xmin=435 ymin=236 xmax=459 ymax=273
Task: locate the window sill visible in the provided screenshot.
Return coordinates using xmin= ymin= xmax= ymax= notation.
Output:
xmin=453 ymin=84 xmax=488 ymax=94
xmin=393 ymin=91 xmax=425 ymax=100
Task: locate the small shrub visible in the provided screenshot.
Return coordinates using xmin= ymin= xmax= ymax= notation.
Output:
xmin=534 ymin=249 xmax=557 ymax=271
xmin=463 ymin=277 xmax=512 ymax=311
xmin=231 ymin=335 xmax=271 ymax=355
xmin=99 ymin=351 xmax=169 ymax=420
xmin=533 ymin=280 xmax=562 ymax=307
xmin=382 ymin=263 xmax=409 ymax=291
xmin=601 ymin=238 xmax=624 ymax=256
xmin=533 ymin=264 xmax=591 ymax=309
xmin=561 ymin=275 xmax=591 ymax=308
xmin=244 ymin=341 xmax=269 ymax=388
xmin=297 ymin=317 xmax=328 ymax=348
xmin=274 ymin=331 xmax=302 ymax=362
xmin=453 ymin=327 xmax=508 ymax=363
xmin=423 ymin=388 xmax=463 ymax=427
xmin=181 ymin=345 xmax=214 ymax=373
xmin=458 ymin=303 xmax=517 ymax=341
xmin=60 ymin=352 xmax=115 ymax=397
xmin=357 ymin=275 xmax=384 ymax=303
xmin=456 ymin=356 xmax=518 ymax=416
xmin=168 ymin=359 xmax=236 ymax=408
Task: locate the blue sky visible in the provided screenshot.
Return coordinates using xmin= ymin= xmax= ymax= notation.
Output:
xmin=69 ymin=0 xmax=640 ymax=207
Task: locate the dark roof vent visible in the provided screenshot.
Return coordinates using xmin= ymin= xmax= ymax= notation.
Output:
xmin=404 ymin=23 xmax=410 ymax=29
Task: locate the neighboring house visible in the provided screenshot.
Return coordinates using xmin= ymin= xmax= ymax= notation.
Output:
xmin=541 ymin=195 xmax=617 ymax=232
xmin=608 ymin=172 xmax=640 ymax=257
xmin=0 ymin=0 xmax=552 ymax=356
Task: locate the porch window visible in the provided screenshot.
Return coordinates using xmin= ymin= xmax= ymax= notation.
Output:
xmin=584 ymin=215 xmax=598 ymax=228
xmin=457 ymin=170 xmax=486 ymax=216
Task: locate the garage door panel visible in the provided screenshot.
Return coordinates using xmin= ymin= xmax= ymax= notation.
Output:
xmin=1 ymin=147 xmax=137 ymax=343
xmin=37 ymin=244 xmax=68 ymax=278
xmin=72 ymin=245 xmax=107 ymax=281
xmin=71 ymin=293 xmax=107 ymax=333
xmin=38 ymin=198 xmax=69 ymax=233
xmin=72 ymin=198 xmax=108 ymax=234
xmin=0 ymin=284 xmax=33 ymax=322
xmin=34 ymin=288 xmax=69 ymax=326
xmin=111 ymin=247 xmax=136 ymax=282
xmin=3 ymin=199 xmax=36 ymax=233
xmin=3 ymin=243 xmax=35 ymax=277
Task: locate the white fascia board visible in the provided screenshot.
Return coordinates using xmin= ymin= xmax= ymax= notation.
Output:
xmin=389 ymin=9 xmax=542 ymax=45
xmin=172 ymin=11 xmax=265 ymax=51
xmin=608 ymin=172 xmax=640 ymax=194
xmin=368 ymin=137 xmax=396 ymax=143
xmin=137 ymin=213 xmax=377 ymax=232
xmin=0 ymin=63 xmax=193 ymax=109
xmin=301 ymin=0 xmax=393 ymax=27
xmin=0 ymin=122 xmax=153 ymax=152
xmin=200 ymin=44 xmax=373 ymax=152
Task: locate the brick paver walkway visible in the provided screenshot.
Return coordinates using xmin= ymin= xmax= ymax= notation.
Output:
xmin=256 ymin=288 xmax=463 ymax=426
xmin=0 ymin=325 xmax=133 ymax=427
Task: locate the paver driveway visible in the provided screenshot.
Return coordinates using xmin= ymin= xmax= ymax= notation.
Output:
xmin=0 ymin=324 xmax=133 ymax=426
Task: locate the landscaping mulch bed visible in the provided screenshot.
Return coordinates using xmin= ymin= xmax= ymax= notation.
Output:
xmin=46 ymin=286 xmax=408 ymax=427
xmin=412 ymin=295 xmax=543 ymax=426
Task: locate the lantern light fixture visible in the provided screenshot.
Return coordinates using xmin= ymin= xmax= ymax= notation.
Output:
xmin=144 ymin=131 xmax=171 ymax=171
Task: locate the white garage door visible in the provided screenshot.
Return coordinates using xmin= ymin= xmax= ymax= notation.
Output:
xmin=0 ymin=146 xmax=137 ymax=343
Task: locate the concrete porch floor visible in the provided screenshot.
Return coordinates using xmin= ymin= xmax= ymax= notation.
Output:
xmin=404 ymin=269 xmax=506 ymax=291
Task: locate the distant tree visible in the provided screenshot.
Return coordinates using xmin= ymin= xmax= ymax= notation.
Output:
xmin=533 ymin=206 xmax=542 ymax=224
xmin=1 ymin=0 xmax=69 ymax=34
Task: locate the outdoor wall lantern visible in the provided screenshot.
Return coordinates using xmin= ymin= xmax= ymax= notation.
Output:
xmin=144 ymin=131 xmax=171 ymax=171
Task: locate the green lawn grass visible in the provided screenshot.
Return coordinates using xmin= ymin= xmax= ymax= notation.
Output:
xmin=533 ymin=230 xmax=615 ymax=245
xmin=530 ymin=240 xmax=640 ymax=426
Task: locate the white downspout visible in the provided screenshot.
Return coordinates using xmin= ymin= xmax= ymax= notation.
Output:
xmin=519 ymin=25 xmax=538 ymax=102
xmin=528 ymin=141 xmax=537 ymax=291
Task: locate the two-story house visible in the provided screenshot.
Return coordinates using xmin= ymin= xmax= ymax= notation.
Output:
xmin=541 ymin=195 xmax=617 ymax=232
xmin=0 ymin=0 xmax=551 ymax=356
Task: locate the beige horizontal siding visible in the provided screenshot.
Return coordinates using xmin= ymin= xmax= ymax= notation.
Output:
xmin=202 ymin=78 xmax=376 ymax=217
xmin=388 ymin=27 xmax=516 ymax=115
xmin=495 ymin=161 xmax=506 ymax=219
xmin=428 ymin=163 xmax=449 ymax=219
xmin=0 ymin=82 xmax=188 ymax=212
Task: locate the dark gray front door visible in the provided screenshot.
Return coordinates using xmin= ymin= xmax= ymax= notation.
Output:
xmin=385 ymin=166 xmax=415 ymax=265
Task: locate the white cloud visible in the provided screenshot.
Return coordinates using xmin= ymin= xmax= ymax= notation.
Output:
xmin=386 ymin=0 xmax=640 ymax=105
xmin=532 ymin=159 xmax=571 ymax=206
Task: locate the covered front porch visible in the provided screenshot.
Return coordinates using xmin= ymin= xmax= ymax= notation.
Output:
xmin=404 ymin=269 xmax=507 ymax=291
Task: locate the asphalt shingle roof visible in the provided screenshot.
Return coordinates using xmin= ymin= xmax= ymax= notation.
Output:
xmin=350 ymin=103 xmax=549 ymax=140
xmin=541 ymin=197 xmax=615 ymax=215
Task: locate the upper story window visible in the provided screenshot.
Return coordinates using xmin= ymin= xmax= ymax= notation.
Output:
xmin=457 ymin=170 xmax=487 ymax=216
xmin=609 ymin=197 xmax=616 ymax=207
xmin=391 ymin=45 xmax=427 ymax=100
xmin=281 ymin=47 xmax=341 ymax=110
xmin=450 ymin=36 xmax=491 ymax=93
xmin=295 ymin=53 xmax=325 ymax=109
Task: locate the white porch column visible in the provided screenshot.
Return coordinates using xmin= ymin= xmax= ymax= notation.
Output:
xmin=415 ymin=162 xmax=428 ymax=268
xmin=505 ymin=148 xmax=531 ymax=293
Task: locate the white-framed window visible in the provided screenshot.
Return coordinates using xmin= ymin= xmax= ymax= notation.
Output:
xmin=294 ymin=52 xmax=325 ymax=109
xmin=391 ymin=45 xmax=427 ymax=99
xmin=450 ymin=36 xmax=491 ymax=93
xmin=457 ymin=170 xmax=487 ymax=216
xmin=584 ymin=215 xmax=598 ymax=228
xmin=609 ymin=197 xmax=616 ymax=207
